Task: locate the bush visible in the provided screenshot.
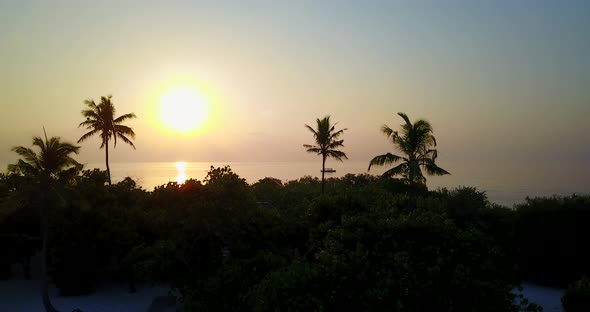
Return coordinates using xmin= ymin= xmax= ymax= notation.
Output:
xmin=50 ymin=172 xmax=150 ymax=295
xmin=562 ymin=276 xmax=590 ymax=312
xmin=50 ymin=201 xmax=104 ymax=295
xmin=515 ymin=195 xmax=590 ymax=287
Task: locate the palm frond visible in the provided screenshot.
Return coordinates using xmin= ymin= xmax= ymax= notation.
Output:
xmin=78 ymin=119 xmax=100 ymax=129
xmin=421 ymin=158 xmax=450 ymax=176
xmin=115 ymin=133 xmax=136 ymax=149
xmin=413 ymin=119 xmax=433 ymax=132
xmin=397 ymin=112 xmax=411 ymax=127
xmin=11 ymin=146 xmax=41 ymax=167
xmin=114 ymin=113 xmax=137 ymax=123
xmin=422 ymin=149 xmax=438 ymax=160
xmin=304 ymin=115 xmax=347 ymax=177
xmin=372 ymin=112 xmax=448 ymax=189
xmin=8 ymin=159 xmax=38 ymax=176
xmin=327 ymin=150 xmax=348 ymax=161
xmin=327 ymin=139 xmax=344 ymax=149
xmin=77 ymin=128 xmax=101 ymax=143
xmin=408 ymin=161 xmax=426 ymax=185
xmin=304 ymin=146 xmax=322 ymax=154
xmin=304 ymin=124 xmax=318 ymax=137
xmin=382 ymin=163 xmax=408 ymax=178
xmin=329 ymin=128 xmax=346 ymax=140
xmin=114 ymin=125 xmax=136 ymax=137
xmin=99 ymin=133 xmax=109 ymax=149
xmin=80 ymin=108 xmax=101 ymax=120
xmin=381 ymin=125 xmax=395 ymax=138
xmin=368 ymin=153 xmax=404 ymax=171
xmin=424 ymin=164 xmax=450 ymax=176
xmin=9 ymin=135 xmax=80 ymax=184
xmin=83 ymin=99 xmax=98 ymax=110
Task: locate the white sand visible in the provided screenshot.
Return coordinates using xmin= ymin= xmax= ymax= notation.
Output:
xmin=519 ymin=282 xmax=565 ymax=312
xmin=0 ymin=280 xmax=172 ymax=312
xmin=0 ymin=279 xmax=565 ymax=312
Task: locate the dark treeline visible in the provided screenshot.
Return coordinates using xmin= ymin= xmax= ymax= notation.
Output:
xmin=2 ymin=167 xmax=590 ymax=311
xmin=1 ymin=107 xmax=589 ymax=311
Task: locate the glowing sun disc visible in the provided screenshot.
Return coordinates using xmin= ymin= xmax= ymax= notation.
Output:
xmin=160 ymin=88 xmax=207 ymax=132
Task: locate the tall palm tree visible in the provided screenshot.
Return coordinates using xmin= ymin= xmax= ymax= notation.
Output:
xmin=368 ymin=112 xmax=449 ymax=209
xmin=8 ymin=130 xmax=81 ymax=312
xmin=78 ymin=95 xmax=136 ymax=185
xmin=303 ymin=116 xmax=348 ymax=193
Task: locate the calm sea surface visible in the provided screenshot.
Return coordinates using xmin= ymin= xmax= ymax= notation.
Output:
xmin=89 ymin=161 xmax=589 ymax=207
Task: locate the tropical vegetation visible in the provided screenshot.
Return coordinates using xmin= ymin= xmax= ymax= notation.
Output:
xmin=78 ymin=95 xmax=136 ymax=185
xmin=7 ymin=131 xmax=81 ymax=312
xmin=2 ymin=109 xmax=589 ymax=312
xmin=562 ymin=276 xmax=590 ymax=312
xmin=369 ymin=112 xmax=450 ymax=209
xmin=303 ymin=115 xmax=347 ymax=193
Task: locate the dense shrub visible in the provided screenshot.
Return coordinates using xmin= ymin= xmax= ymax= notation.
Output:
xmin=4 ymin=167 xmax=563 ymax=311
xmin=49 ymin=170 xmax=152 ymax=295
xmin=50 ymin=201 xmax=105 ymax=295
xmin=178 ymin=175 xmax=539 ymax=312
xmin=562 ymin=276 xmax=590 ymax=312
xmin=514 ymin=195 xmax=590 ymax=287
xmin=252 ymin=177 xmax=283 ymax=205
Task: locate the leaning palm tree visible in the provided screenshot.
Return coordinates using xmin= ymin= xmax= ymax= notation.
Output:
xmin=368 ymin=112 xmax=449 ymax=209
xmin=303 ymin=116 xmax=348 ymax=193
xmin=78 ymin=95 xmax=136 ymax=185
xmin=8 ymin=130 xmax=81 ymax=312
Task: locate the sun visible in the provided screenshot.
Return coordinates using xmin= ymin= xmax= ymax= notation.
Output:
xmin=159 ymin=87 xmax=208 ymax=132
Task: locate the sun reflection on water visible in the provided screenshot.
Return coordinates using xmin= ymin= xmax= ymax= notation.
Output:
xmin=175 ymin=161 xmax=188 ymax=184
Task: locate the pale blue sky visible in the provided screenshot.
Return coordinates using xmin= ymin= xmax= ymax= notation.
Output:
xmin=1 ymin=0 xmax=589 ymax=176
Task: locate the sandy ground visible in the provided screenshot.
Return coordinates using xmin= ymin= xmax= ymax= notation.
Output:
xmin=520 ymin=282 xmax=565 ymax=312
xmin=0 ymin=279 xmax=564 ymax=312
xmin=0 ymin=280 xmax=175 ymax=312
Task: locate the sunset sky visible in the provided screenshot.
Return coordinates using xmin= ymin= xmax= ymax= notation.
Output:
xmin=1 ymin=0 xmax=589 ymax=174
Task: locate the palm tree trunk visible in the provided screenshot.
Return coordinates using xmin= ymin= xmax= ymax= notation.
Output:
xmin=321 ymin=155 xmax=326 ymax=194
xmin=407 ymin=188 xmax=414 ymax=211
xmin=41 ymin=223 xmax=59 ymax=312
xmin=407 ymin=180 xmax=415 ymax=211
xmin=105 ymin=138 xmax=111 ymax=185
xmin=40 ymin=187 xmax=59 ymax=312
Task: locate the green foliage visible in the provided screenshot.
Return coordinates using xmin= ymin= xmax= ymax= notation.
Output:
xmin=252 ymin=177 xmax=283 ymax=205
xmin=303 ymin=115 xmax=348 ymax=193
xmin=48 ymin=170 xmax=152 ymax=295
xmin=177 ymin=174 xmax=538 ymax=312
xmin=146 ymin=166 xmax=272 ymax=301
xmin=247 ymin=260 xmax=323 ymax=312
xmin=50 ymin=200 xmax=104 ymax=295
xmin=515 ymin=195 xmax=590 ymax=287
xmin=4 ymin=162 xmax=559 ymax=311
xmin=311 ymin=209 xmax=519 ymax=311
xmin=78 ymin=95 xmax=136 ymax=184
xmin=184 ymin=251 xmax=290 ymax=311
xmin=8 ymin=134 xmax=81 ymax=186
xmin=562 ymin=276 xmax=590 ymax=312
xmin=368 ymin=112 xmax=449 ymax=187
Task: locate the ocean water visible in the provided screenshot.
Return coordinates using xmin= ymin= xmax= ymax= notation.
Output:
xmin=92 ymin=160 xmax=590 ymax=207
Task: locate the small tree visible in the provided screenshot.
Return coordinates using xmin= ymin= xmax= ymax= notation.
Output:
xmin=9 ymin=130 xmax=81 ymax=312
xmin=369 ymin=112 xmax=449 ymax=209
xmin=303 ymin=116 xmax=348 ymax=194
xmin=562 ymin=276 xmax=590 ymax=312
xmin=78 ymin=95 xmax=136 ymax=185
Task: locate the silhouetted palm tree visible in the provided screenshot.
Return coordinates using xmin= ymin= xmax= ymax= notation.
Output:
xmin=78 ymin=95 xmax=136 ymax=185
xmin=304 ymin=116 xmax=348 ymax=193
xmin=368 ymin=112 xmax=449 ymax=209
xmin=9 ymin=130 xmax=81 ymax=312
